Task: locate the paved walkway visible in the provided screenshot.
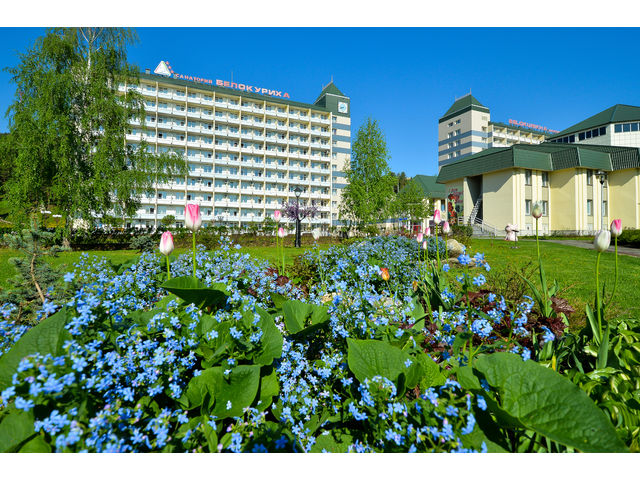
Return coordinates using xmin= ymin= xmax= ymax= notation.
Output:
xmin=537 ymin=239 xmax=640 ymax=258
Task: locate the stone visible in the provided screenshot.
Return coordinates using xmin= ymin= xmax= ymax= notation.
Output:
xmin=447 ymin=238 xmax=465 ymax=258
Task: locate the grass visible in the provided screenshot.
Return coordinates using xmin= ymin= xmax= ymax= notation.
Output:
xmin=464 ymin=238 xmax=640 ymax=328
xmin=2 ymin=237 xmax=639 ymax=329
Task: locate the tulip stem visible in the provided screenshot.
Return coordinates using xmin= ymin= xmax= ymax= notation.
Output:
xmin=435 ymin=227 xmax=441 ymax=271
xmin=606 ymin=236 xmax=619 ymax=311
xmin=595 ymin=251 xmax=603 ymax=336
xmin=192 ymin=232 xmax=196 ymax=278
xmin=166 ymin=256 xmax=171 ymax=280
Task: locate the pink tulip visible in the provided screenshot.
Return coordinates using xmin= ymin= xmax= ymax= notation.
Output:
xmin=425 ymin=227 xmax=431 ymax=237
xmin=532 ymin=201 xmax=543 ymax=219
xmin=278 ymin=227 xmax=286 ymax=238
xmin=274 ymin=210 xmax=282 ymax=223
xmin=422 ymin=240 xmax=427 ymax=250
xmin=416 ymin=232 xmax=423 ymax=242
xmin=611 ymin=219 xmax=622 ymax=237
xmin=159 ymin=231 xmax=174 ymax=256
xmin=442 ymin=221 xmax=450 ymax=234
xmin=433 ymin=209 xmax=441 ymax=224
xmin=185 ymin=203 xmax=202 ymax=232
xmin=594 ymin=229 xmax=611 ymax=253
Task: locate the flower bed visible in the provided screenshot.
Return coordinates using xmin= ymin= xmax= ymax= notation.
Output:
xmin=0 ymin=229 xmax=638 ymax=453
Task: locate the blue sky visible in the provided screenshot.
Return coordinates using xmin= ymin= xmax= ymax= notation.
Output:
xmin=2 ymin=23 xmax=639 ymax=177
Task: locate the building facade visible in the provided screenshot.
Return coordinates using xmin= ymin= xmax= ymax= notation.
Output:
xmin=119 ymin=62 xmax=351 ymax=231
xmin=436 ymin=104 xmax=640 ymax=235
xmin=438 ymin=94 xmax=555 ymax=171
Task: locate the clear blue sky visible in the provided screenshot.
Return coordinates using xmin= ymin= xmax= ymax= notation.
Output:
xmin=2 ymin=25 xmax=640 ymax=177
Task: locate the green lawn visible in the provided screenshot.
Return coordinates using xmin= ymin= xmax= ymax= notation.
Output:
xmin=465 ymin=238 xmax=640 ymax=328
xmin=2 ymin=238 xmax=639 ymax=328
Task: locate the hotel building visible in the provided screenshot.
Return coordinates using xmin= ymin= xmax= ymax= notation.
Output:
xmin=438 ymin=94 xmax=556 ymax=171
xmin=436 ymin=104 xmax=640 ymax=235
xmin=119 ymin=61 xmax=351 ymax=231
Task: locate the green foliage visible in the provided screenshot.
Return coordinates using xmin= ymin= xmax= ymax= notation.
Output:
xmin=0 ymin=221 xmax=71 ymax=324
xmin=618 ymin=228 xmax=640 ymax=247
xmin=339 ymin=117 xmax=397 ymax=231
xmin=159 ymin=215 xmax=176 ymax=229
xmin=2 ymin=28 xmax=187 ymax=232
xmin=129 ymin=234 xmax=156 ymax=253
xmin=456 ymin=353 xmax=628 ymax=453
xmin=391 ymin=179 xmax=432 ymax=226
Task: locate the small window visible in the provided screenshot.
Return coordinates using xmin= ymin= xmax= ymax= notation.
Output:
xmin=599 ymin=127 xmax=606 ymax=136
xmin=615 ymin=124 xmax=622 ymax=133
xmin=587 ymin=169 xmax=593 ymax=185
xmin=602 ymin=201 xmax=608 ymax=216
xmin=623 ymin=123 xmax=631 ymax=132
xmin=587 ymin=199 xmax=593 ymax=216
xmin=579 ymin=132 xmax=586 ymax=141
xmin=586 ymin=130 xmax=592 ymax=139
xmin=592 ymin=128 xmax=599 ymax=138
xmin=632 ymin=123 xmax=639 ymax=132
xmin=447 ymin=122 xmax=453 ymax=127
xmin=541 ymin=172 xmax=548 ymax=187
xmin=524 ymin=169 xmax=532 ymax=185
xmin=542 ymin=201 xmax=548 ymax=216
xmin=525 ymin=200 xmax=531 ymax=215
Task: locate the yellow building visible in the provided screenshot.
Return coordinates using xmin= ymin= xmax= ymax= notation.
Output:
xmin=436 ymin=142 xmax=640 ymax=236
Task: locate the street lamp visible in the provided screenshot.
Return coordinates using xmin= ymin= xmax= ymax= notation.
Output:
xmin=294 ymin=186 xmax=302 ymax=248
xmin=596 ymin=170 xmax=607 ymax=230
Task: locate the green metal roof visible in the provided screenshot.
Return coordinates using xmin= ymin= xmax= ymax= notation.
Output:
xmin=548 ymin=104 xmax=640 ymax=139
xmin=314 ymin=81 xmax=346 ymax=106
xmin=139 ymin=72 xmax=333 ymax=112
xmin=407 ymin=175 xmax=446 ymax=198
xmin=436 ymin=143 xmax=639 ymax=183
xmin=439 ymin=94 xmax=490 ymax=124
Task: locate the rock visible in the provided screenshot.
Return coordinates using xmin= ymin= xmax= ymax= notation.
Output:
xmin=447 ymin=239 xmax=465 ymax=258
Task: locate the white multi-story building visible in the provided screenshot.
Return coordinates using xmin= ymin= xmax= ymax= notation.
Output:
xmin=119 ymin=61 xmax=351 ymax=232
xmin=438 ymin=94 xmax=556 ymax=171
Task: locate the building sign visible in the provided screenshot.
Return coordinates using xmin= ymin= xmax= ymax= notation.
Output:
xmin=153 ymin=61 xmax=290 ymax=98
xmin=509 ymin=119 xmax=559 ymax=134
xmin=447 ymin=186 xmax=463 ymax=225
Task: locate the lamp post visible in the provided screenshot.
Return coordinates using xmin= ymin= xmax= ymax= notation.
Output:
xmin=597 ymin=170 xmax=607 ymax=230
xmin=294 ymin=186 xmax=302 ymax=248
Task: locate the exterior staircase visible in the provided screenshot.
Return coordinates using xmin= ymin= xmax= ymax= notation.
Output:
xmin=469 ymin=194 xmax=483 ymax=224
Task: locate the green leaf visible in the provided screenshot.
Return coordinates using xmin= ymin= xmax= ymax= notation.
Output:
xmin=182 ymin=365 xmax=261 ymax=419
xmin=585 ymin=303 xmax=602 ymax=345
xmin=282 ymin=300 xmax=330 ymax=335
xmin=0 ymin=307 xmax=69 ymax=391
xmin=160 ymin=276 xmax=229 ymax=310
xmin=474 ymin=353 xmax=628 ymax=453
xmin=255 ymin=366 xmax=279 ymax=412
xmin=252 ymin=306 xmax=283 ymax=365
xmin=310 ymin=429 xmax=354 ymax=453
xmin=596 ymin=324 xmax=611 ymax=370
xmin=416 ymin=352 xmax=445 ymax=389
xmin=0 ymin=409 xmax=35 ymax=453
xmin=452 ymin=331 xmax=473 ymax=358
xmin=18 ymin=434 xmax=51 ymax=453
xmin=269 ymin=292 xmax=287 ymax=310
xmin=347 ymin=338 xmax=423 ymax=389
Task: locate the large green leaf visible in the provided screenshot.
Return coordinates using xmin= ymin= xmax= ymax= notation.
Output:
xmin=19 ymin=434 xmax=51 ymax=453
xmin=182 ymin=365 xmax=260 ymax=419
xmin=347 ymin=338 xmax=423 ymax=389
xmin=0 ymin=308 xmax=69 ymax=391
xmin=0 ymin=409 xmax=35 ymax=453
xmin=255 ymin=366 xmax=279 ymax=412
xmin=474 ymin=353 xmax=628 ymax=453
xmin=160 ymin=277 xmax=229 ymax=310
xmin=282 ymin=300 xmax=330 ymax=335
xmin=310 ymin=429 xmax=354 ymax=453
xmin=252 ymin=306 xmax=283 ymax=365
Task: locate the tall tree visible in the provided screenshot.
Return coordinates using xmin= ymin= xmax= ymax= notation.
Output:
xmin=339 ymin=117 xmax=396 ymax=231
xmin=2 ymin=28 xmax=186 ymax=234
xmin=391 ymin=178 xmax=433 ymax=228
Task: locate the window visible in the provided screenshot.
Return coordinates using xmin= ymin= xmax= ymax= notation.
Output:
xmin=455 ymin=119 xmax=461 ymax=124
xmin=525 ymin=200 xmax=531 ymax=215
xmin=455 ymin=129 xmax=461 ymax=136
xmin=524 ymin=169 xmax=532 ymax=185
xmin=602 ymin=201 xmax=607 ymax=217
xmin=332 ymin=116 xmax=337 ymax=123
xmin=541 ymin=172 xmax=548 ymax=187
xmin=447 ymin=132 xmax=454 ymax=139
xmin=587 ymin=199 xmax=593 ymax=216
xmin=447 ymin=122 xmax=453 ymax=127
xmin=542 ymin=201 xmax=548 ymax=216
xmin=587 ymin=169 xmax=593 ymax=185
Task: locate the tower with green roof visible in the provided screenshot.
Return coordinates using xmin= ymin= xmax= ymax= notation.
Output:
xmin=438 ymin=94 xmax=491 ymax=171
